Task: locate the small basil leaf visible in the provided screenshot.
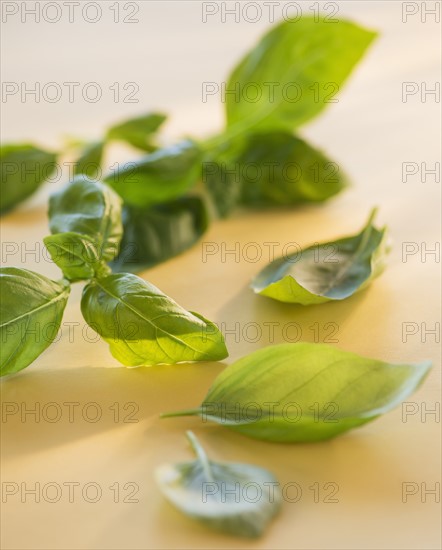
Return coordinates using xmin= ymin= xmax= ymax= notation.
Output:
xmin=226 ymin=18 xmax=376 ymax=134
xmin=43 ymin=232 xmax=110 ymax=282
xmin=48 ymin=176 xmax=123 ymax=262
xmin=111 ymin=196 xmax=209 ymax=273
xmin=74 ymin=141 xmax=104 ymax=179
xmin=80 ymin=273 xmax=228 ymax=366
xmin=106 ymin=112 xmax=166 ymax=151
xmin=0 ymin=268 xmax=70 ymax=376
xmin=103 ymin=140 xmax=202 ymax=208
xmin=155 ymin=431 xmax=281 ymax=538
xmin=162 ymin=343 xmax=431 ymax=443
xmin=239 ymin=132 xmax=347 ymax=206
xmin=251 ymin=209 xmax=389 ymax=305
xmin=0 ymin=144 xmax=57 ymax=214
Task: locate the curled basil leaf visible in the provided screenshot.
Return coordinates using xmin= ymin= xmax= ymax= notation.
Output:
xmin=48 ymin=176 xmax=123 ymax=262
xmin=104 ymin=140 xmax=201 ymax=208
xmin=251 ymin=209 xmax=389 ymax=305
xmin=74 ymin=141 xmax=104 ymax=179
xmin=43 ymin=232 xmax=110 ymax=282
xmin=225 ymin=18 xmax=376 ymax=134
xmin=106 ymin=112 xmax=166 ymax=152
xmin=155 ymin=431 xmax=281 ymax=538
xmin=0 ymin=268 xmax=70 ymax=376
xmin=1 ymin=144 xmax=57 ymax=214
xmin=111 ymin=196 xmax=209 ymax=273
xmin=81 ymin=273 xmax=228 ymax=366
xmin=162 ymin=344 xmax=431 ymax=443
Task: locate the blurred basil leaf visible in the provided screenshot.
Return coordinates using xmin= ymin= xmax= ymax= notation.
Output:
xmin=107 ymin=112 xmax=166 ymax=152
xmin=252 ymin=209 xmax=389 ymax=305
xmin=43 ymin=232 xmax=110 ymax=282
xmin=225 ymin=18 xmax=376 ymax=134
xmin=81 ymin=273 xmax=228 ymax=366
xmin=239 ymin=132 xmax=347 ymax=206
xmin=48 ymin=176 xmax=123 ymax=262
xmin=74 ymin=141 xmax=104 ymax=179
xmin=162 ymin=343 xmax=431 ymax=443
xmin=0 ymin=268 xmax=70 ymax=376
xmin=111 ymin=196 xmax=209 ymax=273
xmin=155 ymin=431 xmax=281 ymax=538
xmin=104 ymin=140 xmax=202 ymax=208
xmin=0 ymin=144 xmax=57 ymax=214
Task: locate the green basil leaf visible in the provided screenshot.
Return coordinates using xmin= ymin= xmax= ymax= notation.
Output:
xmin=225 ymin=18 xmax=376 ymax=134
xmin=111 ymin=196 xmax=209 ymax=273
xmin=104 ymin=140 xmax=202 ymax=208
xmin=251 ymin=209 xmax=389 ymax=305
xmin=0 ymin=144 xmax=57 ymax=214
xmin=106 ymin=112 xmax=166 ymax=151
xmin=239 ymin=132 xmax=347 ymax=206
xmin=48 ymin=175 xmax=123 ymax=262
xmin=43 ymin=232 xmax=110 ymax=282
xmin=162 ymin=343 xmax=431 ymax=443
xmin=0 ymin=268 xmax=70 ymax=376
xmin=74 ymin=141 xmax=104 ymax=179
xmin=81 ymin=273 xmax=228 ymax=366
xmin=155 ymin=431 xmax=281 ymax=538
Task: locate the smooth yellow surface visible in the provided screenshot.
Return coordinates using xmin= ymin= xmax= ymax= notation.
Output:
xmin=1 ymin=2 xmax=441 ymax=549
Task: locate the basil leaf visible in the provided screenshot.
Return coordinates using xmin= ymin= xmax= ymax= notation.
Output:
xmin=48 ymin=175 xmax=123 ymax=262
xmin=225 ymin=18 xmax=376 ymax=134
xmin=0 ymin=268 xmax=70 ymax=376
xmin=251 ymin=209 xmax=389 ymax=305
xmin=74 ymin=141 xmax=104 ymax=179
xmin=43 ymin=232 xmax=110 ymax=282
xmin=104 ymin=140 xmax=202 ymax=208
xmin=80 ymin=273 xmax=228 ymax=366
xmin=111 ymin=197 xmax=209 ymax=273
xmin=162 ymin=343 xmax=431 ymax=443
xmin=0 ymin=144 xmax=57 ymax=214
xmin=107 ymin=112 xmax=166 ymax=152
xmin=239 ymin=132 xmax=347 ymax=206
xmin=155 ymin=431 xmax=281 ymax=538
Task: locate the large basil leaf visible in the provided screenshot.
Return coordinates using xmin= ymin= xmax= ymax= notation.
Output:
xmin=107 ymin=112 xmax=166 ymax=152
xmin=162 ymin=343 xmax=431 ymax=443
xmin=0 ymin=144 xmax=57 ymax=214
xmin=111 ymin=197 xmax=209 ymax=273
xmin=225 ymin=18 xmax=376 ymax=134
xmin=155 ymin=431 xmax=281 ymax=538
xmin=104 ymin=140 xmax=201 ymax=207
xmin=81 ymin=273 xmax=228 ymax=366
xmin=251 ymin=210 xmax=389 ymax=305
xmin=48 ymin=176 xmax=123 ymax=262
xmin=74 ymin=141 xmax=104 ymax=179
xmin=0 ymin=268 xmax=70 ymax=376
xmin=43 ymin=232 xmax=110 ymax=282
xmin=239 ymin=132 xmax=347 ymax=206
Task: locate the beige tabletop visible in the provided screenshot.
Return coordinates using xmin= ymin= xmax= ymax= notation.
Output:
xmin=1 ymin=2 xmax=441 ymax=549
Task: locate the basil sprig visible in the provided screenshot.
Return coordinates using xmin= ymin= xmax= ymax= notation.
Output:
xmin=0 ymin=177 xmax=227 ymax=376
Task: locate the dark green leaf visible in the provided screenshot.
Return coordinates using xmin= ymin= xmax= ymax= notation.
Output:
xmin=0 ymin=268 xmax=70 ymax=376
xmin=111 ymin=197 xmax=209 ymax=273
xmin=107 ymin=112 xmax=167 ymax=151
xmin=225 ymin=18 xmax=376 ymax=134
xmin=48 ymin=176 xmax=123 ymax=262
xmin=155 ymin=431 xmax=281 ymax=538
xmin=162 ymin=343 xmax=431 ymax=443
xmin=81 ymin=273 xmax=228 ymax=366
xmin=43 ymin=232 xmax=110 ymax=282
xmin=251 ymin=209 xmax=389 ymax=305
xmin=74 ymin=141 xmax=104 ymax=179
xmin=0 ymin=144 xmax=57 ymax=214
xmin=104 ymin=140 xmax=202 ymax=208
xmin=239 ymin=132 xmax=347 ymax=206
